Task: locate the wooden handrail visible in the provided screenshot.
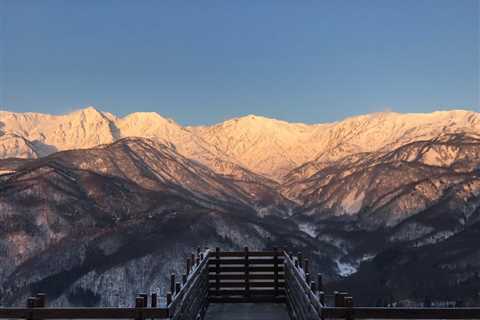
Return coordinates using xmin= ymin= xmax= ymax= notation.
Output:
xmin=167 ymin=248 xmax=210 ymax=319
xmin=283 ymin=250 xmax=480 ymax=319
xmin=0 ymin=308 xmax=170 ymax=319
xmin=206 ymin=247 xmax=286 ymax=303
xmin=1 ymin=248 xmax=479 ymax=320
xmin=322 ymin=306 xmax=480 ymax=319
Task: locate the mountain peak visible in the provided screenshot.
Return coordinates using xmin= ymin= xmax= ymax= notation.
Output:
xmin=123 ymin=111 xmax=172 ymax=122
xmin=119 ymin=112 xmax=181 ymax=130
xmin=71 ymin=106 xmax=101 ymax=114
xmin=223 ymin=114 xmax=298 ymax=128
xmin=67 ymin=106 xmax=109 ymax=121
xmin=229 ymin=114 xmax=270 ymax=123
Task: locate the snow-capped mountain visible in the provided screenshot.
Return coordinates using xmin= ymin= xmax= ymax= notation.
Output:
xmin=0 ymin=107 xmax=117 ymax=155
xmin=0 ymin=107 xmax=479 ymax=307
xmin=1 ymin=107 xmax=478 ymax=180
xmin=0 ymin=141 xmax=317 ymax=306
xmin=193 ymin=110 xmax=479 ymax=177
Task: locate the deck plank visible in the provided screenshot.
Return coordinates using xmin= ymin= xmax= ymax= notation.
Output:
xmin=204 ymin=303 xmax=290 ymax=320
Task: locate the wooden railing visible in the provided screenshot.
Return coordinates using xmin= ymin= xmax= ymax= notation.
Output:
xmin=0 ymin=248 xmax=211 ymax=320
xmin=207 ymin=247 xmax=285 ymax=303
xmin=0 ymin=304 xmax=170 ymax=319
xmin=283 ymin=251 xmax=480 ymax=320
xmin=167 ymin=248 xmax=210 ymax=320
xmin=321 ymin=307 xmax=480 ymax=319
xmin=284 ymin=251 xmax=324 ymax=320
xmin=0 ymin=248 xmax=479 ymax=320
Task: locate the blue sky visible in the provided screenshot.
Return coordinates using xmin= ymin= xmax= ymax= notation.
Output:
xmin=0 ymin=0 xmax=478 ymax=125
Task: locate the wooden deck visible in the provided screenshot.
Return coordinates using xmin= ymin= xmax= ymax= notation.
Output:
xmin=204 ymin=303 xmax=290 ymax=320
xmin=1 ymin=249 xmax=479 ymax=320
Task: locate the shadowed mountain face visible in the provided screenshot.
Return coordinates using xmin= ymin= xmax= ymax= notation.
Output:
xmin=0 ymin=109 xmax=479 ymax=307
xmin=327 ymin=220 xmax=480 ymax=307
xmin=0 ymin=139 xmax=325 ymax=306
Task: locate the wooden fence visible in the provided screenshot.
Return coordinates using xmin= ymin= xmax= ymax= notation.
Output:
xmin=282 ymin=250 xmax=480 ymax=320
xmin=284 ymin=250 xmax=324 ymax=320
xmin=0 ymin=248 xmax=479 ymax=320
xmin=207 ymin=247 xmax=285 ymax=303
xmin=0 ymin=248 xmax=211 ymax=320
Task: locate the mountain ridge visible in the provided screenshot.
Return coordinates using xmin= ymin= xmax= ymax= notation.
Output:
xmin=0 ymin=108 xmax=479 ymax=307
xmin=1 ymin=107 xmax=478 ymax=180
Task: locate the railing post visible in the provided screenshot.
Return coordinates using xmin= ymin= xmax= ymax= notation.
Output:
xmin=151 ymin=293 xmax=157 ymax=308
xmin=345 ymin=295 xmax=353 ymax=307
xmin=170 ymin=274 xmax=176 ymax=296
xmin=35 ymin=293 xmax=46 ymax=307
xmin=140 ymin=294 xmax=148 ymax=307
xmin=335 ymin=292 xmax=348 ymax=307
xmin=215 ymin=247 xmax=220 ymax=296
xmin=273 ymin=247 xmax=279 ymax=297
xmin=191 ymin=253 xmax=196 ymax=268
xmin=182 ymin=273 xmax=187 ymax=285
xmin=26 ymin=297 xmax=36 ymax=320
xmin=298 ymin=252 xmax=303 ymax=270
xmin=187 ymin=258 xmax=191 ymax=275
xmin=317 ymin=274 xmax=323 ymax=292
xmin=345 ymin=296 xmax=354 ymax=320
xmin=319 ymin=291 xmax=325 ymax=305
xmin=304 ymin=258 xmax=310 ymax=275
xmin=34 ymin=293 xmax=46 ymax=320
xmin=175 ymin=282 xmax=181 ymax=295
xmin=135 ymin=296 xmax=145 ymax=320
xmin=310 ymin=281 xmax=317 ymax=292
xmin=166 ymin=292 xmax=172 ymax=306
xmin=334 ymin=291 xmax=342 ymax=307
xmin=244 ymin=246 xmax=250 ymax=299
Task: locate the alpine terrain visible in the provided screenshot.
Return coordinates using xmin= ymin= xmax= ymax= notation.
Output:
xmin=0 ymin=107 xmax=479 ymax=307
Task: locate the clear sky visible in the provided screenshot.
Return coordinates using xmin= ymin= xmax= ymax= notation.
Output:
xmin=0 ymin=0 xmax=478 ymax=125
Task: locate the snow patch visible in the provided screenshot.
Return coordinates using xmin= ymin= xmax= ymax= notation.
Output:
xmin=298 ymin=223 xmax=317 ymax=238
xmin=335 ymin=259 xmax=357 ymax=277
xmin=340 ymin=191 xmax=365 ymax=215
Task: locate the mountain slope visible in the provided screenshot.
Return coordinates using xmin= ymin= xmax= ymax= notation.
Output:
xmin=0 ymin=134 xmax=39 ymax=159
xmin=192 ymin=110 xmax=479 ymax=178
xmin=1 ymin=108 xmax=478 ymax=180
xmin=0 ymin=107 xmax=479 ymax=306
xmin=329 ymin=220 xmax=480 ymax=306
xmin=26 ymin=137 xmax=296 ymax=217
xmin=0 ymin=150 xmax=322 ymax=307
xmin=0 ymin=107 xmax=117 ymax=155
xmin=284 ymin=134 xmax=480 ymax=225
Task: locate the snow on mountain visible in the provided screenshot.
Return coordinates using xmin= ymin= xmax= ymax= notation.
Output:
xmin=192 ymin=110 xmax=479 ymax=179
xmin=0 ymin=107 xmax=478 ymax=181
xmin=0 ymin=133 xmax=39 ymax=159
xmin=0 ymin=107 xmax=117 ymax=155
xmin=310 ymin=110 xmax=480 ymax=161
xmin=0 ymin=107 xmax=479 ymax=306
xmin=0 ymin=151 xmax=317 ymax=307
xmin=287 ymin=133 xmax=480 ymax=228
xmin=46 ymin=137 xmax=256 ymax=208
xmin=190 ymin=115 xmax=324 ymax=178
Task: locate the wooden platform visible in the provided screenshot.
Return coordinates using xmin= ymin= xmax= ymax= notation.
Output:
xmin=204 ymin=303 xmax=290 ymax=320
